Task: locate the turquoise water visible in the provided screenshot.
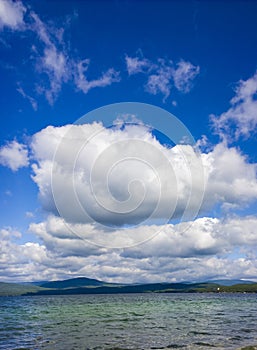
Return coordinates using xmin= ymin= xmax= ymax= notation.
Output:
xmin=0 ymin=293 xmax=257 ymax=349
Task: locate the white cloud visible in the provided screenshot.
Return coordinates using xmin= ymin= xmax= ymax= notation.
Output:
xmin=122 ymin=216 xmax=257 ymax=259
xmin=41 ymin=47 xmax=69 ymax=104
xmin=30 ymin=12 xmax=54 ymax=47
xmin=202 ymin=142 xmax=257 ymax=209
xmin=126 ymin=54 xmax=200 ymax=101
xmin=1 ymin=215 xmax=257 ymax=283
xmin=125 ymin=54 xmax=151 ymax=75
xmin=0 ymin=227 xmax=21 ymax=239
xmin=211 ymin=71 xmax=257 ymax=140
xmin=29 ymin=12 xmax=120 ymax=104
xmin=173 ymin=60 xmax=200 ymax=93
xmin=1 ymin=4 xmax=199 ymax=105
xmin=0 ymin=0 xmax=25 ymax=30
xmin=29 ymin=216 xmax=106 ymax=257
xmin=0 ymin=7 xmax=120 ymax=105
xmin=29 ymin=214 xmax=257 ymax=261
xmin=28 ymin=214 xmax=257 ymax=282
xmin=29 ymin=12 xmax=69 ymax=104
xmin=145 ymin=59 xmax=173 ymax=101
xmin=43 ymin=47 xmax=67 ymax=83
xmin=30 ymin=123 xmax=200 ymax=227
xmin=29 ymin=123 xmax=257 ymax=230
xmin=0 ymin=140 xmax=29 ymax=171
xmin=74 ymin=59 xmax=120 ymax=94
xmin=0 ymin=226 xmax=81 ymax=282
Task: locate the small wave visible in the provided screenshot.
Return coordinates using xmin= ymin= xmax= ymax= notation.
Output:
xmin=166 ymin=344 xmax=186 ymax=349
xmin=189 ymin=330 xmax=212 ymax=336
xmin=240 ymin=328 xmax=253 ymax=333
xmin=193 ymin=341 xmax=216 ymax=347
xmin=230 ymin=335 xmax=243 ymax=341
xmin=150 ymin=344 xmax=185 ymax=349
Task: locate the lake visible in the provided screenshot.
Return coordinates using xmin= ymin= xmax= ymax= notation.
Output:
xmin=0 ymin=293 xmax=256 ymax=349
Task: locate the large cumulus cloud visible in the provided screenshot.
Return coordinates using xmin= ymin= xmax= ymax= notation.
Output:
xmin=30 ymin=122 xmax=257 ymax=229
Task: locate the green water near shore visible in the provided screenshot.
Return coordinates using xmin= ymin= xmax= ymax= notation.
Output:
xmin=0 ymin=293 xmax=256 ymax=349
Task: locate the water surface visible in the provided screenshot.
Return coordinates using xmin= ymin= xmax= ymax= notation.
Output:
xmin=0 ymin=293 xmax=257 ymax=349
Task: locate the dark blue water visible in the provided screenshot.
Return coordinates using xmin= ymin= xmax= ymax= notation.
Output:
xmin=0 ymin=293 xmax=257 ymax=349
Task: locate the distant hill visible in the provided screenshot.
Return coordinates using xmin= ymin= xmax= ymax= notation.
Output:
xmin=25 ymin=282 xmax=221 ymax=295
xmin=0 ymin=282 xmax=41 ymax=296
xmin=1 ymin=278 xmax=257 ymax=296
xmin=206 ymin=279 xmax=256 ymax=286
xmin=40 ymin=277 xmax=105 ymax=289
xmin=217 ymin=283 xmax=257 ymax=293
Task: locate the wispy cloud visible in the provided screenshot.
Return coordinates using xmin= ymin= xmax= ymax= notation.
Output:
xmin=74 ymin=59 xmax=120 ymax=94
xmin=30 ymin=10 xmax=120 ymax=104
xmin=1 ymin=2 xmax=199 ymax=107
xmin=39 ymin=47 xmax=69 ymax=104
xmin=30 ymin=12 xmax=69 ymax=104
xmin=26 ymin=211 xmax=34 ymax=218
xmin=0 ymin=1 xmax=121 ymax=106
xmin=211 ymin=71 xmax=257 ymax=141
xmin=125 ymin=54 xmax=151 ymax=75
xmin=17 ymin=84 xmax=38 ymax=111
xmin=145 ymin=59 xmax=173 ymax=101
xmin=5 ymin=190 xmax=12 ymax=196
xmin=0 ymin=0 xmax=26 ymax=30
xmin=0 ymin=140 xmax=29 ymax=171
xmin=30 ymin=12 xmax=55 ymax=47
xmin=125 ymin=53 xmax=200 ymax=102
xmin=173 ymin=60 xmax=200 ymax=93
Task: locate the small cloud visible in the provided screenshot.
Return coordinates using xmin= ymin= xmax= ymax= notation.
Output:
xmin=211 ymin=71 xmax=257 ymax=141
xmin=125 ymin=54 xmax=151 ymax=75
xmin=196 ymin=135 xmax=209 ymax=150
xmin=74 ymin=59 xmax=120 ymax=94
xmin=0 ymin=227 xmax=21 ymax=240
xmin=113 ymin=113 xmax=144 ymax=126
xmin=26 ymin=211 xmax=34 ymax=218
xmin=173 ymin=60 xmax=200 ymax=93
xmin=40 ymin=47 xmax=68 ymax=105
xmin=0 ymin=0 xmax=26 ymax=31
xmin=145 ymin=60 xmax=173 ymax=101
xmin=0 ymin=140 xmax=29 ymax=171
xmin=5 ymin=189 xmax=12 ymax=196
xmin=126 ymin=53 xmax=200 ymax=102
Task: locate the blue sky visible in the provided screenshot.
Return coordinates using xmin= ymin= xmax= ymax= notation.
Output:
xmin=0 ymin=0 xmax=257 ymax=283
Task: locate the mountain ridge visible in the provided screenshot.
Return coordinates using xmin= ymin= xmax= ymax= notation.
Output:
xmin=1 ymin=277 xmax=257 ymax=296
